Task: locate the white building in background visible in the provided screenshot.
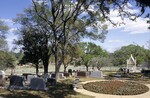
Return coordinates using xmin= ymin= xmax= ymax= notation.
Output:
xmin=126 ymin=54 xmax=137 ymax=73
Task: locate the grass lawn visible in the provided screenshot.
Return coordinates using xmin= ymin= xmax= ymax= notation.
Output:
xmin=2 ymin=65 xmax=150 ymax=97
xmin=0 ymin=89 xmax=94 ymax=98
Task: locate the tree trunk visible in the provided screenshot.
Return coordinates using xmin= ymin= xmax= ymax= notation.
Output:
xmin=86 ymin=66 xmax=89 ymax=72
xmin=54 ymin=47 xmax=63 ymax=81
xmin=55 ymin=65 xmax=60 ymax=80
xmin=54 ymin=45 xmax=59 ymax=80
xmin=35 ymin=63 xmax=39 ymax=75
xmin=43 ymin=55 xmax=49 ymax=74
xmin=64 ymin=64 xmax=67 ymax=72
xmin=43 ymin=59 xmax=49 ymax=74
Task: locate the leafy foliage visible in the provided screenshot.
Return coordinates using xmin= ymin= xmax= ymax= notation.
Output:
xmin=15 ymin=7 xmax=51 ymax=73
xmin=112 ymin=44 xmax=147 ymax=66
xmin=0 ymin=19 xmax=9 ymax=38
xmin=0 ymin=19 xmax=9 ymax=51
xmin=89 ymin=56 xmax=113 ymax=70
xmin=15 ymin=0 xmax=149 ymax=78
xmin=0 ymin=51 xmax=17 ymax=70
xmin=75 ymin=42 xmax=108 ymax=71
xmin=63 ymin=44 xmax=84 ymax=72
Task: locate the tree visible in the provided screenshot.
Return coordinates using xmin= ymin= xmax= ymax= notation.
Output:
xmin=146 ymin=39 xmax=150 ymax=50
xmin=15 ymin=8 xmax=51 ymax=74
xmin=0 ymin=19 xmax=16 ymax=71
xmin=79 ymin=42 xmax=108 ymax=57
xmin=145 ymin=40 xmax=150 ymax=68
xmin=30 ymin=0 xmax=149 ymax=79
xmin=0 ymin=19 xmax=9 ymax=51
xmin=112 ymin=44 xmax=147 ymax=66
xmin=0 ymin=51 xmax=17 ymax=71
xmin=0 ymin=38 xmax=8 ymax=51
xmin=63 ymin=44 xmax=83 ymax=72
xmin=76 ymin=42 xmax=108 ymax=71
xmin=13 ymin=52 xmax=24 ymax=65
xmin=89 ymin=56 xmax=113 ymax=70
xmin=31 ymin=0 xmax=108 ymax=79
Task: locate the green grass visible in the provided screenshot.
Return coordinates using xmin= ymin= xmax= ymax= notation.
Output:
xmin=0 ymin=89 xmax=50 ymax=98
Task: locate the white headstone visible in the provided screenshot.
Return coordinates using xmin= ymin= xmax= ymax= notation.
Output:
xmin=0 ymin=70 xmax=5 ymax=85
xmin=27 ymin=75 xmax=37 ymax=84
xmin=90 ymin=71 xmax=103 ymax=78
xmin=58 ymin=73 xmax=66 ymax=79
xmin=43 ymin=73 xmax=51 ymax=82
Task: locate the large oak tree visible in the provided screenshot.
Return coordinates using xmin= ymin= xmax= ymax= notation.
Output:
xmin=16 ymin=0 xmax=149 ymax=79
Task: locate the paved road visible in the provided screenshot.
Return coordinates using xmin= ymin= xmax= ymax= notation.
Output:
xmin=75 ymin=80 xmax=150 ymax=98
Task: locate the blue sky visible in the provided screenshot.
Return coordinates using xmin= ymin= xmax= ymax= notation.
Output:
xmin=0 ymin=0 xmax=150 ymax=53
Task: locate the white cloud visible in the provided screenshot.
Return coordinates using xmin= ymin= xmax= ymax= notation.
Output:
xmin=121 ymin=18 xmax=149 ymax=34
xmin=9 ymin=28 xmax=18 ymax=33
xmin=1 ymin=18 xmax=14 ymax=27
xmin=103 ymin=43 xmax=130 ymax=53
xmin=1 ymin=18 xmax=12 ymax=23
xmin=107 ymin=5 xmax=149 ymax=34
xmin=1 ymin=18 xmax=18 ymax=50
xmin=108 ymin=40 xmax=125 ymax=43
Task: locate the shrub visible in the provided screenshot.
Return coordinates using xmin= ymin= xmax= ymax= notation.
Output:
xmin=141 ymin=70 xmax=150 ymax=77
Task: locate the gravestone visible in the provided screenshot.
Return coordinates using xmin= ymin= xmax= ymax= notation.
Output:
xmin=90 ymin=71 xmax=103 ymax=78
xmin=71 ymin=78 xmax=80 ymax=90
xmin=30 ymin=77 xmax=47 ymax=91
xmin=27 ymin=75 xmax=37 ymax=84
xmin=68 ymin=69 xmax=72 ymax=76
xmin=72 ymin=78 xmax=80 ymax=84
xmin=77 ymin=71 xmax=89 ymax=77
xmin=8 ymin=75 xmax=25 ymax=90
xmin=64 ymin=72 xmax=69 ymax=77
xmin=58 ymin=73 xmax=66 ymax=79
xmin=43 ymin=73 xmax=51 ymax=82
xmin=51 ymin=73 xmax=56 ymax=78
xmin=0 ymin=70 xmax=5 ymax=86
xmin=22 ymin=73 xmax=33 ymax=80
xmin=47 ymin=78 xmax=56 ymax=85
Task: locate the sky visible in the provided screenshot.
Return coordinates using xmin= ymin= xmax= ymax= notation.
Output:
xmin=0 ymin=0 xmax=150 ymax=53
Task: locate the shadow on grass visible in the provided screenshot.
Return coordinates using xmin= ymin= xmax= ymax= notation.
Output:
xmin=47 ymin=81 xmax=77 ymax=98
xmin=0 ymin=79 xmax=81 ymax=98
xmin=0 ymin=90 xmax=50 ymax=98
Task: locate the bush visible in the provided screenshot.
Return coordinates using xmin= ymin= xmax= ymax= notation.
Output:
xmin=141 ymin=70 xmax=150 ymax=77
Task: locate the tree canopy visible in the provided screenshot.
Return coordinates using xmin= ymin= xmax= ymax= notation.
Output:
xmin=112 ymin=44 xmax=147 ymax=66
xmin=0 ymin=19 xmax=9 ymax=51
xmin=0 ymin=51 xmax=17 ymax=70
xmin=15 ymin=8 xmax=51 ymax=74
xmin=15 ymin=0 xmax=150 ymax=79
xmin=75 ymin=42 xmax=108 ymax=71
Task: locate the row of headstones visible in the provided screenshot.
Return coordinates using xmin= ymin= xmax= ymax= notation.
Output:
xmin=8 ymin=75 xmax=48 ymax=91
xmin=75 ymin=71 xmax=103 ymax=78
xmin=8 ymin=72 xmax=69 ymax=90
xmin=1 ymin=70 xmax=103 ymax=90
xmin=65 ymin=70 xmax=103 ymax=78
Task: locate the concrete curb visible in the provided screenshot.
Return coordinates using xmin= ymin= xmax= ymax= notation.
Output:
xmin=75 ymin=80 xmax=150 ymax=98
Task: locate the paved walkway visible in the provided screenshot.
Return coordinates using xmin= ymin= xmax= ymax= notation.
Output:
xmin=75 ymin=80 xmax=150 ymax=98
